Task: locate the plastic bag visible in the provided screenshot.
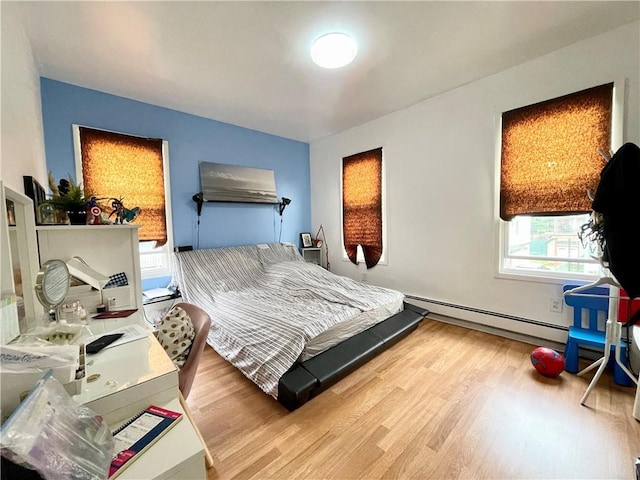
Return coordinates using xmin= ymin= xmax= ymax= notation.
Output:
xmin=0 ymin=345 xmax=80 ymax=373
xmin=15 ymin=324 xmax=93 ymax=346
xmin=0 ymin=371 xmax=113 ymax=480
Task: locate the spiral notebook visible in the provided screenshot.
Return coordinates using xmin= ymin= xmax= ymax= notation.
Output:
xmin=109 ymin=405 xmax=183 ymax=478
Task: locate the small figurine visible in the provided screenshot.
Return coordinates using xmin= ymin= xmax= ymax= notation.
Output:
xmin=87 ymin=196 xmax=106 ymax=225
xmin=109 ymin=197 xmax=141 ymax=224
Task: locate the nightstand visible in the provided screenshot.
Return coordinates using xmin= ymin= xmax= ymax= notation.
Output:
xmin=301 ymin=247 xmax=323 ymax=268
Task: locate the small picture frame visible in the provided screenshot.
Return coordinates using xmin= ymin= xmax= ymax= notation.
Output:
xmin=300 ymin=232 xmax=313 ymax=248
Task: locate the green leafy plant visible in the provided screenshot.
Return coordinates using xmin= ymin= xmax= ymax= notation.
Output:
xmin=44 ymin=172 xmax=93 ymax=212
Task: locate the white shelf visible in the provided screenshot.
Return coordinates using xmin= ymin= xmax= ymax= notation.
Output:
xmin=36 ymin=224 xmax=140 ymax=231
xmin=36 ymin=224 xmax=143 ymax=312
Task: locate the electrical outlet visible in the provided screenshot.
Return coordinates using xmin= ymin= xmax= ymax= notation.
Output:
xmin=549 ymin=298 xmax=563 ymax=313
xmin=361 ymin=273 xmax=367 ymax=282
xmin=107 ymin=297 xmax=117 ymax=310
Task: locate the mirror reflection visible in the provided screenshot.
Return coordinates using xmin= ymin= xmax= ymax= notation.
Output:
xmin=7 ymin=213 xmax=23 ymax=314
xmin=35 ymin=259 xmax=70 ymax=312
xmin=3 ymin=182 xmax=41 ymax=331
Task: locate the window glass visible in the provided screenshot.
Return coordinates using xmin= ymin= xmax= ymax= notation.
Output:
xmin=503 ymin=214 xmax=602 ymax=277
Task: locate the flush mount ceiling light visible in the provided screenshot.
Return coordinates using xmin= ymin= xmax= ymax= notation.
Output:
xmin=311 ymin=33 xmax=358 ymax=69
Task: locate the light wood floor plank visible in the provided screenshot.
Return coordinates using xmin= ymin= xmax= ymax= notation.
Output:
xmin=186 ymin=317 xmax=640 ymax=480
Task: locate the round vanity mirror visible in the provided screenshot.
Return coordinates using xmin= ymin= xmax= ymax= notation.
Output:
xmin=35 ymin=259 xmax=70 ymax=311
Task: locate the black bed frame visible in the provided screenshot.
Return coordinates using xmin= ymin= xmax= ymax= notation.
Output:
xmin=278 ymin=302 xmax=429 ymax=411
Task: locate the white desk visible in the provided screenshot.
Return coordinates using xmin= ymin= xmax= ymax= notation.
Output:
xmin=73 ymin=326 xmax=178 ymax=425
xmin=76 ymin=316 xmax=206 ymax=479
xmin=87 ymin=313 xmax=149 ymax=335
xmin=2 ymin=313 xmax=206 ymax=478
xmin=0 ymin=315 xmax=152 ymax=417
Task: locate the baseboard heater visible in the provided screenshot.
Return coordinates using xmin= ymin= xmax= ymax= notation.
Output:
xmin=407 ymin=295 xmax=636 ymax=367
xmin=278 ymin=302 xmax=429 ymax=411
xmin=404 ymin=294 xmax=568 ymax=332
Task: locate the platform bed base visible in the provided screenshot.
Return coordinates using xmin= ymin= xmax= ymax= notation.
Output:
xmin=278 ymin=302 xmax=429 ymax=411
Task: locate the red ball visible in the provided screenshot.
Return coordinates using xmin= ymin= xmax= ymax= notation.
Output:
xmin=530 ymin=347 xmax=565 ymax=377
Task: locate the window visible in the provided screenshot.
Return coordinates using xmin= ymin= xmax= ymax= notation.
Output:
xmin=342 ymin=147 xmax=385 ymax=268
xmin=499 ymin=83 xmax=617 ymax=279
xmin=503 ymin=214 xmax=602 ymax=277
xmin=73 ymin=125 xmax=173 ymax=279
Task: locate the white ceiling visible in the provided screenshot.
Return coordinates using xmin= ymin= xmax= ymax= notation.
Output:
xmin=9 ymin=1 xmax=640 ymax=142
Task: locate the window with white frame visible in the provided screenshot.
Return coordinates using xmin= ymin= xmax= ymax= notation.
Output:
xmin=72 ymin=125 xmax=173 ymax=279
xmin=498 ymin=82 xmax=620 ymax=279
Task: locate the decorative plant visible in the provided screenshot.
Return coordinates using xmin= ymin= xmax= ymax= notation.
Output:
xmin=45 ymin=172 xmax=93 ymax=212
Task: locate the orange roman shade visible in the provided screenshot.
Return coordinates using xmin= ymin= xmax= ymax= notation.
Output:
xmin=79 ymin=127 xmax=167 ymax=246
xmin=342 ymin=148 xmax=383 ymax=268
xmin=500 ymin=83 xmax=613 ymax=221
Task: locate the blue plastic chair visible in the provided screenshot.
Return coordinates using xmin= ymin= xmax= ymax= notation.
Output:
xmin=562 ymin=284 xmax=631 ymax=386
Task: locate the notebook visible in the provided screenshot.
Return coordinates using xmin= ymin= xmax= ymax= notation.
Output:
xmin=109 ymin=405 xmax=183 ymax=478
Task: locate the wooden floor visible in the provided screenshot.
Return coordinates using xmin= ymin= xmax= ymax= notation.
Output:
xmin=186 ymin=317 xmax=640 ymax=480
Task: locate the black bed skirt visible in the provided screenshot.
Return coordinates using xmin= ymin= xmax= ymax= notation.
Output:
xmin=278 ymin=302 xmax=429 ymax=411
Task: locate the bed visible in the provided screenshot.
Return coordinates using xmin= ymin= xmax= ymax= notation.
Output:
xmin=173 ymin=243 xmax=428 ymax=410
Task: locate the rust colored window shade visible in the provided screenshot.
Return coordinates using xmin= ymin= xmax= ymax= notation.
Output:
xmin=79 ymin=127 xmax=167 ymax=246
xmin=500 ymin=83 xmax=613 ymax=221
xmin=342 ymin=147 xmax=383 ymax=269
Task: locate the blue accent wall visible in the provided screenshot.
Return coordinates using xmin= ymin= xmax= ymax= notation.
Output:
xmin=40 ymin=79 xmax=310 ymax=287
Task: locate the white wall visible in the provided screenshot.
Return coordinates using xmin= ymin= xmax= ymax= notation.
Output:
xmin=310 ymin=21 xmax=640 ymax=343
xmin=0 ymin=4 xmax=47 ymax=191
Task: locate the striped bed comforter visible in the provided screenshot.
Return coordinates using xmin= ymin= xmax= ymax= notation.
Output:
xmin=173 ymin=243 xmax=404 ymax=398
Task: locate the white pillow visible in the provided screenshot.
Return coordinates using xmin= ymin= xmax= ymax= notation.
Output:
xmin=156 ymin=306 xmax=195 ymax=368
